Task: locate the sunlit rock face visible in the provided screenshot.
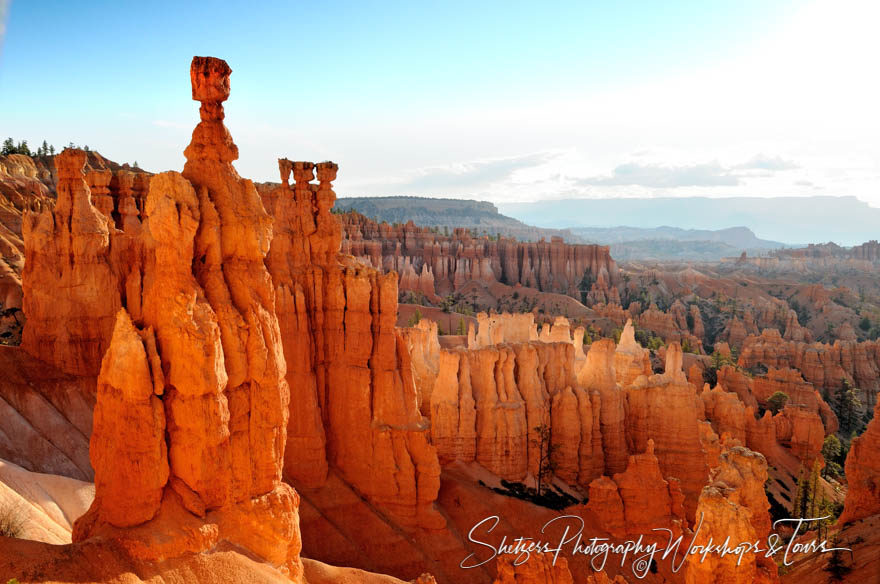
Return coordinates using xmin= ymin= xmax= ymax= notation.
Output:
xmin=262 ymin=158 xmax=444 ymax=529
xmin=65 ymin=56 xmax=303 ymax=580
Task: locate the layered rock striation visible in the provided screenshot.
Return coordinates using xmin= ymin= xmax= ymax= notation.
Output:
xmin=340 ymin=212 xmax=620 ymax=304
xmin=261 ymin=159 xmax=443 ymax=529
xmin=738 ymin=328 xmax=880 ymax=407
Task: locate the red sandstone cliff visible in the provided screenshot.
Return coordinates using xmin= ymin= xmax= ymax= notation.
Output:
xmin=840 ymin=399 xmax=880 ymax=524
xmin=738 ymin=328 xmax=880 ymax=407
xmin=339 ymin=213 xmax=620 ymax=304
xmin=261 ymin=159 xmax=443 ymax=529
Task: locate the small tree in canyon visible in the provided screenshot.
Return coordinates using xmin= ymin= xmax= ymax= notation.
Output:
xmin=833 ymin=379 xmax=863 ymax=436
xmin=531 ymin=423 xmax=557 ymax=496
xmin=821 ymin=434 xmax=843 ymax=478
xmin=767 ymin=391 xmax=789 ymax=415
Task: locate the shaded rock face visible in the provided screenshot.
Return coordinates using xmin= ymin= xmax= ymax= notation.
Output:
xmin=0 ymin=336 xmax=97 ymax=484
xmin=431 ymin=340 xmax=584 ymax=482
xmin=586 ymin=440 xmax=686 ymax=540
xmin=339 ymin=212 xmax=619 ymax=302
xmin=840 ymin=399 xmax=880 ymax=524
xmin=701 ymin=368 xmax=833 ymax=476
xmin=623 ymin=344 xmax=709 ymax=519
xmin=636 ymin=302 xmax=703 ymax=352
xmin=739 ymin=328 xmax=880 ymax=408
xmin=261 ymin=159 xmax=442 ymax=528
xmin=64 ymin=56 xmax=303 ymax=580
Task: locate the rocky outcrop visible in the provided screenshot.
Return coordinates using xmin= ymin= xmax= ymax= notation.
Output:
xmin=340 ymin=213 xmax=620 ymax=303
xmin=469 ymin=311 xmax=539 ymax=348
xmin=699 ymin=384 xmax=749 ymax=444
xmin=613 ymin=319 xmax=652 ymax=387
xmin=751 ymin=368 xmax=838 ymax=433
xmin=0 ymin=154 xmax=53 ymax=320
xmin=636 ymin=303 xmax=703 ymax=353
xmin=840 ymin=399 xmax=880 ymax=524
xmin=579 ymin=339 xmax=626 ymax=478
xmin=685 ymin=446 xmax=777 ymax=584
xmin=699 ymin=373 xmax=829 ymax=474
xmin=399 ymin=319 xmax=442 ymax=414
xmin=738 ymin=328 xmax=880 ymax=408
xmin=20 ymin=149 xmax=123 ymax=376
xmin=586 ymin=440 xmax=686 ymax=540
xmin=624 ymin=344 xmax=709 ymax=518
xmin=716 ymin=364 xmax=759 ymax=409
xmin=65 ymin=56 xmax=304 ymax=580
xmin=2 ymin=150 xmax=149 ymax=348
xmin=261 ymin=158 xmax=443 ymax=529
xmin=430 ymin=340 xmax=583 ymax=482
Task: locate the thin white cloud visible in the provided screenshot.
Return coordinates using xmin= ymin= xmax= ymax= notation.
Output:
xmin=577 ymin=161 xmax=740 ymax=188
xmin=362 ymin=152 xmax=559 ymax=194
xmin=735 ymin=154 xmax=799 ymax=171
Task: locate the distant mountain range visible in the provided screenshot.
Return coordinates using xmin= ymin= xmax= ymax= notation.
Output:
xmin=571 ymin=225 xmax=786 ymax=248
xmin=335 ymin=196 xmax=581 ymax=242
xmin=335 ymin=195 xmax=877 ymax=261
xmin=571 ymin=225 xmax=788 ymax=262
xmin=498 ymin=196 xmax=880 ymax=246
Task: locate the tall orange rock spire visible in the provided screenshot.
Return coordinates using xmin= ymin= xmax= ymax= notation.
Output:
xmin=71 ymin=56 xmax=304 ymax=581
xmin=263 ymin=153 xmax=444 ymax=529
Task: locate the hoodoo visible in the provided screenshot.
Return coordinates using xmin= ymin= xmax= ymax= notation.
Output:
xmin=70 ymin=56 xmax=304 ymax=580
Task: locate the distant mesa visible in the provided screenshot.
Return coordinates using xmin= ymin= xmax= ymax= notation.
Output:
xmin=500 ymin=196 xmax=880 ymax=247
xmin=333 ymin=195 xmax=583 ymax=242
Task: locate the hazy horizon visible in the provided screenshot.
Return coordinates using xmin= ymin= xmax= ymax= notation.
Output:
xmin=1 ymin=0 xmax=878 ymax=210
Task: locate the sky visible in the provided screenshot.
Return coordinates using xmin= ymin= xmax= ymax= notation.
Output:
xmin=1 ymin=0 xmax=878 ymax=208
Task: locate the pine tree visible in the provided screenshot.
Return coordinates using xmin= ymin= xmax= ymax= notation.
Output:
xmin=834 ymin=379 xmax=863 ymax=435
xmin=807 ymin=459 xmax=821 ymax=520
xmin=792 ymin=463 xmax=812 ymax=519
xmin=825 ymin=536 xmax=852 ymax=580
xmin=1 ymin=138 xmax=14 ymax=156
xmin=16 ymin=140 xmax=30 ymax=156
xmin=821 ymin=435 xmax=842 ymax=478
xmin=40 ymin=140 xmax=49 ymax=156
xmin=792 ymin=460 xmax=827 ymax=530
xmin=49 ymin=145 xmax=55 ymax=155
